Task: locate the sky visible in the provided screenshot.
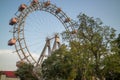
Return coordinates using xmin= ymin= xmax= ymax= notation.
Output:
xmin=0 ymin=0 xmax=120 ymax=70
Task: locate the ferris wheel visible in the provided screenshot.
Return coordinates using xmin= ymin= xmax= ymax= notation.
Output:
xmin=8 ymin=0 xmax=77 ymax=69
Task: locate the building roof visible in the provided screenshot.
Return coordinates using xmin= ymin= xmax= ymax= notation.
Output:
xmin=1 ymin=71 xmax=17 ymax=78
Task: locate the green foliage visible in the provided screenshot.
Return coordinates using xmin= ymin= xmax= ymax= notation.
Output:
xmin=111 ymin=33 xmax=120 ymax=55
xmin=103 ymin=34 xmax=120 ymax=80
xmin=117 ymin=34 xmax=120 ymax=49
xmin=41 ymin=13 xmax=120 ymax=80
xmin=103 ymin=53 xmax=120 ymax=80
xmin=15 ymin=63 xmax=38 ymax=80
xmin=42 ymin=45 xmax=78 ymax=80
xmin=76 ymin=13 xmax=118 ymax=79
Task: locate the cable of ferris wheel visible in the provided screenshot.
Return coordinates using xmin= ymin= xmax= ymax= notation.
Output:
xmin=25 ymin=0 xmax=54 ymax=33
xmin=25 ymin=13 xmax=43 ymax=33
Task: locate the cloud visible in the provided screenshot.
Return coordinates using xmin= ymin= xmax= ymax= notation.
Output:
xmin=0 ymin=50 xmax=19 ymax=70
xmin=0 ymin=49 xmax=40 ymax=71
xmin=0 ymin=49 xmax=13 ymax=54
xmin=0 ymin=49 xmax=19 ymax=71
xmin=31 ymin=53 xmax=39 ymax=61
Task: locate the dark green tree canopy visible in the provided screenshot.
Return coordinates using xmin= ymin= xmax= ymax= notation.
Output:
xmin=15 ymin=63 xmax=38 ymax=80
xmin=41 ymin=13 xmax=120 ymax=80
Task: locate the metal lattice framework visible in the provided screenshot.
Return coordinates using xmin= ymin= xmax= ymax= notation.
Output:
xmin=10 ymin=1 xmax=77 ymax=67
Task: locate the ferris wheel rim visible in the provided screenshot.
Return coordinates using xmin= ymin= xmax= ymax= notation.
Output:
xmin=12 ymin=1 xmax=76 ymax=66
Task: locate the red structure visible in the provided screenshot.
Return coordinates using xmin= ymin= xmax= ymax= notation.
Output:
xmin=1 ymin=71 xmax=17 ymax=78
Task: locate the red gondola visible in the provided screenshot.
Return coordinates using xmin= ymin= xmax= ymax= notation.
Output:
xmin=64 ymin=18 xmax=70 ymax=23
xmin=9 ymin=18 xmax=18 ymax=25
xmin=18 ymin=4 xmax=27 ymax=12
xmin=44 ymin=1 xmax=50 ymax=7
xmin=71 ymin=30 xmax=77 ymax=34
xmin=55 ymin=8 xmax=61 ymax=14
xmin=8 ymin=38 xmax=16 ymax=46
xmin=31 ymin=0 xmax=38 ymax=5
xmin=16 ymin=61 xmax=25 ymax=67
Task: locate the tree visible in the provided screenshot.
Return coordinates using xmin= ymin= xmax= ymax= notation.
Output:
xmin=116 ymin=34 xmax=120 ymax=49
xmin=103 ymin=33 xmax=120 ymax=80
xmin=15 ymin=63 xmax=38 ymax=80
xmin=103 ymin=53 xmax=120 ymax=80
xmin=41 ymin=13 xmax=119 ymax=80
xmin=73 ymin=13 xmax=117 ymax=80
xmin=42 ymin=45 xmax=79 ymax=80
xmin=111 ymin=33 xmax=120 ymax=55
